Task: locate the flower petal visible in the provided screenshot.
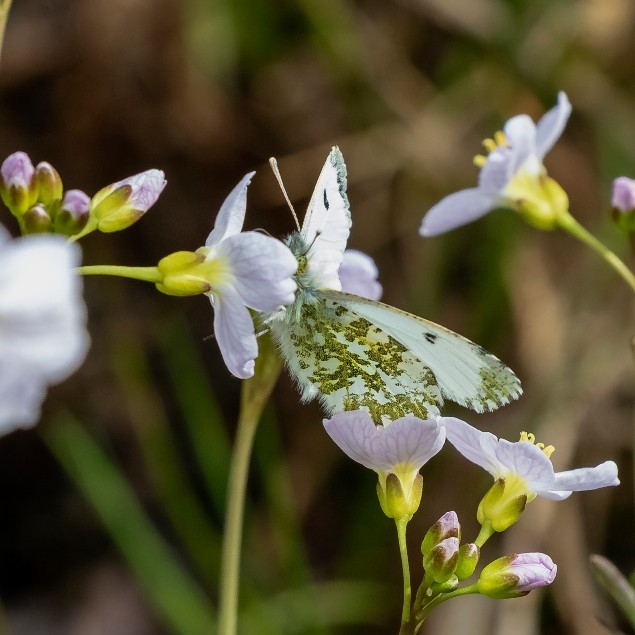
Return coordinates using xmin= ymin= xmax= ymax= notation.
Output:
xmin=493 ymin=439 xmax=555 ymax=490
xmin=420 ymin=188 xmax=495 ymax=236
xmin=323 ymin=411 xmax=445 ymax=473
xmin=0 ymin=235 xmax=88 ymax=381
xmin=338 ymin=249 xmax=382 ymax=300
xmin=503 ymin=115 xmax=539 ymax=175
xmin=551 ymin=461 xmax=620 ymax=494
xmin=0 ymin=364 xmax=46 ymax=432
xmin=442 ymin=417 xmax=501 ymax=475
xmin=205 ymin=172 xmax=254 ymax=247
xmin=535 ymin=92 xmax=571 ymax=160
xmin=211 ymin=286 xmax=258 ymax=379
xmin=215 ymin=231 xmax=297 ymax=313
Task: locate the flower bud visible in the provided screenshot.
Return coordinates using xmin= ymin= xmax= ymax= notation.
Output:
xmin=377 ymin=472 xmax=423 ymax=521
xmin=34 ymin=161 xmax=63 ymax=206
xmin=477 ymin=477 xmax=527 ymax=532
xmin=612 ymin=177 xmax=635 ymax=212
xmin=455 ymin=542 xmax=480 ymax=580
xmin=423 ymin=536 xmax=459 ymax=584
xmin=90 ymin=169 xmax=166 ymax=232
xmin=54 ymin=189 xmax=90 ymax=236
xmin=430 ymin=575 xmax=459 ymax=594
xmin=477 ymin=553 xmax=557 ymax=599
xmin=611 ymin=177 xmax=635 ymax=233
xmin=421 ymin=511 xmax=460 ymax=558
xmin=0 ymin=151 xmax=37 ymax=215
xmin=22 ymin=204 xmax=52 ymax=234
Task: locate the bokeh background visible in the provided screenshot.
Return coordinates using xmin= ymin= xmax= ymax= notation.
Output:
xmin=0 ymin=0 xmax=634 ymax=633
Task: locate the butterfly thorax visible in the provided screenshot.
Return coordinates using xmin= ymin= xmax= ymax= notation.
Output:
xmin=281 ymin=231 xmax=325 ymax=324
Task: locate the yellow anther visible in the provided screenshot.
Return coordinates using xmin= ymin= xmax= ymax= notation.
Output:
xmin=482 ymin=138 xmax=497 ymax=152
xmin=473 ymin=155 xmax=487 ymax=168
xmin=494 ymin=130 xmax=507 ymax=147
xmin=519 ymin=431 xmax=555 ymax=458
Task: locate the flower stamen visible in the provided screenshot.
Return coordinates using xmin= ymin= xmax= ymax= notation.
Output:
xmin=520 ymin=431 xmax=555 ymax=458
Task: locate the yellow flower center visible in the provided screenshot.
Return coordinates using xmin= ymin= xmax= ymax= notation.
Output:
xmin=473 ymin=130 xmax=508 ymax=167
xmin=519 ymin=431 xmax=555 ymax=458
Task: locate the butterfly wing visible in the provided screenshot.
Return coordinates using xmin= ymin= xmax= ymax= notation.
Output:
xmin=270 ymin=290 xmax=521 ymax=423
xmin=300 ymin=147 xmax=351 ymax=291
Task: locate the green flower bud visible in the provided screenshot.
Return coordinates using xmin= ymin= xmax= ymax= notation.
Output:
xmin=22 ymin=204 xmax=52 ymax=234
xmin=423 ymin=536 xmax=459 ymax=584
xmin=34 ymin=161 xmax=63 ymax=206
xmin=53 ymin=189 xmax=90 ymax=236
xmin=455 ymin=543 xmax=480 ymax=580
xmin=430 ymin=575 xmax=459 ymax=594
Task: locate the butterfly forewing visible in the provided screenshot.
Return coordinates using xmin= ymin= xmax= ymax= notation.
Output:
xmin=301 ymin=147 xmax=351 ymax=291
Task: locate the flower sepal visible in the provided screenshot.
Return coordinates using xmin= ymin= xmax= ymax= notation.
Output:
xmin=505 ymin=173 xmax=569 ymax=231
xmin=477 ymin=477 xmax=527 ymax=533
xmin=377 ymin=472 xmax=423 ymax=521
xmin=156 ymin=250 xmax=212 ymax=296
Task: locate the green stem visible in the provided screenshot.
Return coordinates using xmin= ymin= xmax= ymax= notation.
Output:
xmin=77 ymin=264 xmax=162 ymax=284
xmin=0 ymin=0 xmax=13 ymax=65
xmin=217 ymin=334 xmax=282 ymax=635
xmin=414 ymin=583 xmax=479 ymax=629
xmin=557 ymin=212 xmax=635 ymax=295
xmin=396 ymin=517 xmax=413 ymax=634
xmin=474 ymin=521 xmax=495 ymax=548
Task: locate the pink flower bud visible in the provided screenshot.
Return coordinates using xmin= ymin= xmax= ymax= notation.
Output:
xmin=0 ymin=151 xmax=36 ymax=214
xmin=612 ymin=177 xmax=635 ymax=213
xmin=478 ymin=552 xmax=557 ymax=599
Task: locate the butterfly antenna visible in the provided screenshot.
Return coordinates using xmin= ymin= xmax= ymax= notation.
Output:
xmin=269 ymin=157 xmax=301 ymax=231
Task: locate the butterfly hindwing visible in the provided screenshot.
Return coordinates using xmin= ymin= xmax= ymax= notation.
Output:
xmin=321 ymin=290 xmax=522 ymax=413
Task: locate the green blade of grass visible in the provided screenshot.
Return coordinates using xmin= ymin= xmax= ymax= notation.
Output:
xmin=43 ymin=415 xmax=217 ymax=635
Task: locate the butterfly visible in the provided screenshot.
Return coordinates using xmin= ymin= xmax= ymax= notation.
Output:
xmin=268 ymin=147 xmax=522 ymax=424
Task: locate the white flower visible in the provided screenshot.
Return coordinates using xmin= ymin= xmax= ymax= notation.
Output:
xmin=324 ymin=411 xmax=446 ymax=519
xmin=338 ymin=249 xmax=382 ymax=300
xmin=0 ymin=227 xmax=89 ymax=433
xmin=420 ymin=92 xmax=572 ymax=236
xmin=201 ymin=173 xmax=298 ymax=379
xmin=443 ymin=417 xmax=619 ymax=501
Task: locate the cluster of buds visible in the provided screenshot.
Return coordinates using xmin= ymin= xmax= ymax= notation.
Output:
xmin=0 ymin=152 xmax=89 ymax=236
xmin=0 ymin=151 xmax=165 ymax=238
xmin=421 ymin=512 xmax=479 ymax=592
xmin=420 ymin=511 xmax=556 ymax=602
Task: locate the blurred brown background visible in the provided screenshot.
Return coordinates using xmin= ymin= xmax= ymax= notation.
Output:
xmin=0 ymin=0 xmax=634 ymax=633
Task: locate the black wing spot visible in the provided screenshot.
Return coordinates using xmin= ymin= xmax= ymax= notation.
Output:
xmin=424 ymin=332 xmax=438 ymax=344
xmin=323 ymin=189 xmax=330 ymax=210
